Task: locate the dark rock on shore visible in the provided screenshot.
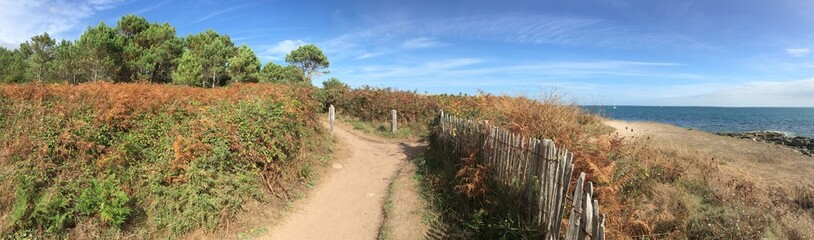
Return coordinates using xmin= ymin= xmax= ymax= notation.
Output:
xmin=717 ymin=131 xmax=814 ymax=157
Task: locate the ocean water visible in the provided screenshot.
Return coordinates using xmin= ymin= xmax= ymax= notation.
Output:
xmin=583 ymin=106 xmax=814 ymax=138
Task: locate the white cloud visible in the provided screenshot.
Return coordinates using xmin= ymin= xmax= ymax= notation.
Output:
xmin=354 ymin=51 xmax=386 ymax=60
xmin=785 ymin=48 xmax=810 ymax=57
xmin=400 ymin=37 xmax=446 ymax=49
xmin=260 ymin=39 xmax=307 ymax=61
xmin=193 ymin=3 xmax=252 ymax=23
xmin=134 ymin=0 xmax=171 ymax=14
xmin=340 ymin=57 xmax=483 ymax=80
xmin=0 ymin=0 xmax=124 ymax=48
xmin=337 ymin=58 xmax=686 ymax=87
xmin=651 ymin=78 xmax=814 ymax=107
xmin=319 ymin=12 xmax=712 ymax=61
xmin=329 ymin=13 xmax=708 ymax=51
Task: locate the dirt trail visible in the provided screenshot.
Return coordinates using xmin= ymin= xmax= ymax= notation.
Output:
xmin=380 ymin=158 xmax=430 ymax=240
xmin=261 ymin=122 xmax=423 ymax=240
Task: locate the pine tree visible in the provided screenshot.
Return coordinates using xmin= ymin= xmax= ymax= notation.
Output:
xmin=227 ymin=44 xmax=261 ymax=83
xmin=172 ymin=51 xmax=203 ymax=86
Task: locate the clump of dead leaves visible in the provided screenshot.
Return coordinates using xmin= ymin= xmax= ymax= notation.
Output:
xmin=455 ymin=150 xmax=489 ymax=200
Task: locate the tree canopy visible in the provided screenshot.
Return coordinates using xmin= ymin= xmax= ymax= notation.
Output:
xmin=172 ymin=51 xmax=203 ymax=87
xmin=260 ymin=62 xmax=304 ymax=83
xmin=228 ymin=44 xmax=261 ymax=83
xmin=285 ymin=44 xmax=329 ymax=81
xmin=0 ymin=14 xmax=330 ymax=87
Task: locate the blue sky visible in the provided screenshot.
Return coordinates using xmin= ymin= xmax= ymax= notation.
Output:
xmin=2 ymin=0 xmax=814 ymax=106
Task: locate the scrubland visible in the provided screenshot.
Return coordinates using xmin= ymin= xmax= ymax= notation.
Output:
xmin=326 ymin=84 xmax=814 ymax=239
xmin=2 ymin=81 xmax=811 ymax=239
xmin=0 ymin=83 xmax=330 ymax=238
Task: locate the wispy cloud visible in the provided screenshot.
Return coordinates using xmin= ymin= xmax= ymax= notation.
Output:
xmin=354 ymin=51 xmax=386 ymax=60
xmin=340 ymin=57 xmax=483 ymax=80
xmin=366 ymin=13 xmax=704 ymax=47
xmin=332 ymin=58 xmax=692 ymax=92
xmin=400 ymin=37 xmax=446 ymax=49
xmin=193 ymin=3 xmax=252 ymax=24
xmin=0 ymin=0 xmax=125 ymax=47
xmin=651 ymin=78 xmax=814 ymax=107
xmin=786 ymin=48 xmax=810 ymax=57
xmin=433 ymin=60 xmax=690 ymax=80
xmin=259 ymin=39 xmax=307 ymax=61
xmin=133 ymin=0 xmax=171 ymax=14
xmin=320 ymin=12 xmax=711 ymax=61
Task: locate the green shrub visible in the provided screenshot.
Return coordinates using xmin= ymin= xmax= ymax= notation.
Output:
xmin=30 ymin=190 xmax=72 ymax=233
xmin=0 ymin=83 xmax=328 ymax=238
xmin=76 ymin=174 xmax=131 ymax=227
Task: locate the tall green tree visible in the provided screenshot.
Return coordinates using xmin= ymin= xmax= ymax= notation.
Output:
xmin=76 ymin=23 xmax=121 ymax=82
xmin=0 ymin=47 xmax=27 ymax=83
xmin=285 ymin=44 xmax=329 ymax=81
xmin=115 ymin=15 xmax=150 ymax=38
xmin=53 ymin=40 xmax=83 ymax=84
xmin=172 ymin=51 xmax=202 ymax=86
xmin=117 ymin=15 xmax=150 ymax=82
xmin=130 ymin=23 xmax=183 ymax=83
xmin=227 ymin=45 xmax=261 ymax=83
xmin=186 ymin=29 xmax=235 ymax=87
xmin=19 ymin=33 xmax=56 ymax=82
xmin=113 ymin=15 xmax=184 ymax=83
xmin=260 ymin=62 xmax=304 ymax=83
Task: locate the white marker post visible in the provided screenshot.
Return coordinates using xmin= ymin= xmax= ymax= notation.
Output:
xmin=390 ymin=109 xmax=398 ymax=133
xmin=329 ymin=104 xmax=335 ymax=133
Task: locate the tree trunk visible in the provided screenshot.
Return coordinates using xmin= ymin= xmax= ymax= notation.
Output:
xmin=211 ymin=72 xmax=217 ymax=88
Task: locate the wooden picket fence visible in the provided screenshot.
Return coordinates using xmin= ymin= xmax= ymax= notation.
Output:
xmin=437 ymin=111 xmax=606 ymax=239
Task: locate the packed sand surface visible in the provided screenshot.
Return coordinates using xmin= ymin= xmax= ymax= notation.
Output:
xmin=380 ymin=156 xmax=430 ymax=240
xmin=261 ymin=122 xmax=425 ymax=240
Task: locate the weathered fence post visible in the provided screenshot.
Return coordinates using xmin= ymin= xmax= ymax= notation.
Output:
xmin=390 ymin=109 xmax=398 ymax=133
xmin=440 ymin=110 xmax=445 ymax=132
xmin=329 ymin=104 xmax=335 ymax=133
xmin=434 ymin=111 xmax=605 ymax=240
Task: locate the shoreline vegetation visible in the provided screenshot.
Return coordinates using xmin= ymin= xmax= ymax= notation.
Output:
xmin=605 ymin=120 xmax=814 ymax=239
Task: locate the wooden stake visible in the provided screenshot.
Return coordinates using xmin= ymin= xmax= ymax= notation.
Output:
xmin=329 ymin=104 xmax=335 ymax=133
xmin=390 ymin=109 xmax=398 ymax=133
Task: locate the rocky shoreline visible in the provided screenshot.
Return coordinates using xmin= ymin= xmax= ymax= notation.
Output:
xmin=716 ymin=131 xmax=814 ymax=157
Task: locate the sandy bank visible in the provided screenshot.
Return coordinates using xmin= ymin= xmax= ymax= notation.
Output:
xmin=605 ymin=120 xmax=814 ymax=238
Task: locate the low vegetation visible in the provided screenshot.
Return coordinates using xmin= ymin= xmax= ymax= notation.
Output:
xmin=604 ymin=134 xmax=771 ymax=239
xmin=321 ymin=84 xmax=615 ymax=237
xmin=322 ymin=81 xmax=806 ymax=239
xmin=0 ymin=82 xmax=329 ymax=238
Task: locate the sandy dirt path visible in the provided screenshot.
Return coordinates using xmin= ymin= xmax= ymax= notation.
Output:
xmin=261 ymin=122 xmax=421 ymax=240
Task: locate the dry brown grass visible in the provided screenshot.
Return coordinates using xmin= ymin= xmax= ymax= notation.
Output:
xmin=604 ymin=120 xmax=814 ymax=239
xmin=438 ymin=92 xmax=617 ymax=186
